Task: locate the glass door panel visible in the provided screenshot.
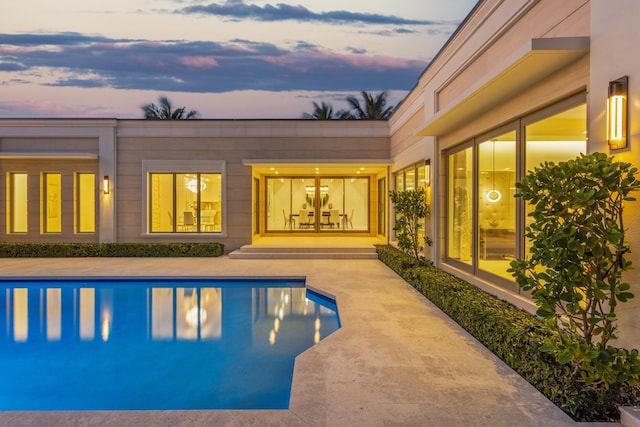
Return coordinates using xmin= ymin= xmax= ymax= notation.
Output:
xmin=478 ymin=132 xmax=516 ymax=279
xmin=447 ymin=147 xmax=473 ymax=265
xmin=377 ymin=178 xmax=385 ymax=235
xmin=344 ymin=178 xmax=368 ymax=231
xmin=266 ymin=177 xmax=292 ymax=231
xmin=177 ymin=174 xmax=198 ymax=232
xmin=319 ymin=178 xmax=343 ymax=231
xmin=266 ymin=176 xmax=369 ymax=233
xmin=199 ymin=174 xmax=221 ymax=232
xmin=524 ymin=103 xmax=587 ymax=256
xmin=297 ymin=178 xmax=316 ymax=230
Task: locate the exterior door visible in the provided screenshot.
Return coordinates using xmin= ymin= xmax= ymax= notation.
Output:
xmin=265 ymin=176 xmax=369 ymax=233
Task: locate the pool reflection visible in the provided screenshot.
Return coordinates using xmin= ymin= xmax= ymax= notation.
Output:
xmin=0 ymin=284 xmax=338 ymax=346
xmin=151 ymin=287 xmax=222 ymax=341
xmin=0 ymin=281 xmax=340 ymax=410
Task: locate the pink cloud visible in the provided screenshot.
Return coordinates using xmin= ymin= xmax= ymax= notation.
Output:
xmin=262 ymin=50 xmax=424 ymax=73
xmin=0 ymin=100 xmax=108 ymax=117
xmin=178 ymin=56 xmax=219 ymax=68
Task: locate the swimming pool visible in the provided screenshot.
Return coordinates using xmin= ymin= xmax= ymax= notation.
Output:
xmin=0 ymin=277 xmax=340 ymax=410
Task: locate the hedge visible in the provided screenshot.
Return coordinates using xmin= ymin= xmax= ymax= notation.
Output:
xmin=376 ymin=245 xmax=639 ymax=422
xmin=0 ymin=242 xmax=224 ymax=258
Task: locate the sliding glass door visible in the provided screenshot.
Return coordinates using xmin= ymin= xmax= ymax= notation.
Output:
xmin=266 ymin=176 xmax=369 ymax=233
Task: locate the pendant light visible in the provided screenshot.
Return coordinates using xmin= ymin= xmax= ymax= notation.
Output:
xmin=487 ymin=140 xmax=501 ymax=203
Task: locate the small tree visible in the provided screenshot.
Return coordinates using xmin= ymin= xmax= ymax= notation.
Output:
xmin=509 ymin=152 xmax=640 ymax=390
xmin=389 ymin=187 xmax=430 ymax=263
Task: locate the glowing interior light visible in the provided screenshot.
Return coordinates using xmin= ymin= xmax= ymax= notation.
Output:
xmin=487 ymin=189 xmax=502 ymax=202
xmin=101 ymin=312 xmax=111 ymax=342
xmin=185 ymin=307 xmax=207 ymax=327
xmin=186 ymin=178 xmax=206 ymax=193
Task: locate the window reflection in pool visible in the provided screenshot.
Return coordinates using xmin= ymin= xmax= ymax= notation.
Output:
xmin=0 ymin=279 xmax=340 ymax=410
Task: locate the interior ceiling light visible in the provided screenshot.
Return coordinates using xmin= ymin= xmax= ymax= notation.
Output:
xmin=487 ymin=140 xmax=501 ymax=203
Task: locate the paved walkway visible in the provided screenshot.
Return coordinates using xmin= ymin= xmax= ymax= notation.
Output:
xmin=0 ymin=257 xmax=579 ymax=426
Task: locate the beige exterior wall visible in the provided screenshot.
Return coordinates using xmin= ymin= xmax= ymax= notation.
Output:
xmin=437 ymin=0 xmax=589 ymax=112
xmin=0 ymin=119 xmax=116 ymax=243
xmin=116 ymin=120 xmax=390 ymax=250
xmin=589 ymin=0 xmax=640 ymax=348
xmin=0 ymin=119 xmax=389 ymax=251
xmin=390 ymin=0 xmax=591 ymax=265
xmin=429 ymin=0 xmax=589 ymax=150
xmin=388 ymin=0 xmax=639 ymax=347
xmin=0 ymin=159 xmax=99 ymax=242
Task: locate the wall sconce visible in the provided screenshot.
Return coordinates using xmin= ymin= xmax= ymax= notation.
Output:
xmin=103 ymin=176 xmax=110 ymax=194
xmin=424 ymin=160 xmax=431 ymax=186
xmin=607 ymin=76 xmax=628 ymax=150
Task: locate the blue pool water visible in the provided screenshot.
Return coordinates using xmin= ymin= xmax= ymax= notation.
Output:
xmin=0 ymin=278 xmax=340 ymax=410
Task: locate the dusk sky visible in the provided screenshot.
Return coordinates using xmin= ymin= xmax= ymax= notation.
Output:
xmin=0 ymin=0 xmax=477 ymax=119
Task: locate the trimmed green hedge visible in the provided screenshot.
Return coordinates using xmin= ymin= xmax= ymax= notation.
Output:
xmin=376 ymin=245 xmax=639 ymax=422
xmin=0 ymin=242 xmax=224 ymax=258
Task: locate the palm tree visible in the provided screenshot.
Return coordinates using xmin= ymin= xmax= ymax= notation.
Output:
xmin=141 ymin=96 xmax=199 ymax=119
xmin=343 ymin=91 xmax=395 ymax=120
xmin=302 ymin=101 xmax=340 ymax=120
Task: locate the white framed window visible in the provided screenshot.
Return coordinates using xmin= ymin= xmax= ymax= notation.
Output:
xmin=143 ymin=160 xmax=225 ymax=235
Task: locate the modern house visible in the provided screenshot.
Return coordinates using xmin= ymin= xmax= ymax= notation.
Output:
xmin=1 ymin=0 xmax=638 ymax=348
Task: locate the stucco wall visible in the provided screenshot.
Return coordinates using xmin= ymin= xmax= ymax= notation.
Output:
xmin=0 ymin=158 xmax=99 ymax=243
xmin=115 ymin=120 xmax=390 ymax=251
xmin=589 ymin=0 xmax=640 ymax=349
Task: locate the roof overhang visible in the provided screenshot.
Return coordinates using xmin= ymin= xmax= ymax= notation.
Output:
xmin=0 ymin=152 xmax=98 ymax=160
xmin=417 ymin=37 xmax=590 ymax=136
xmin=243 ymin=159 xmax=392 ymax=176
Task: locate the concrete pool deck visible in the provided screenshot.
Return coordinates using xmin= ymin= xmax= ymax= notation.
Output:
xmin=0 ymin=256 xmax=582 ymax=426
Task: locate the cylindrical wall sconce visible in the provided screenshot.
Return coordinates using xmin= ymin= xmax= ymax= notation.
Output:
xmin=103 ymin=176 xmax=110 ymax=194
xmin=607 ymin=76 xmax=628 ymax=150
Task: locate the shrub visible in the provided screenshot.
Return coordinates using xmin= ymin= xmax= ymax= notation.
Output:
xmin=0 ymin=242 xmax=223 ymax=258
xmin=376 ymin=244 xmax=639 ymax=421
xmin=509 ymin=152 xmax=640 ymax=393
xmin=389 ymin=187 xmax=431 ymax=263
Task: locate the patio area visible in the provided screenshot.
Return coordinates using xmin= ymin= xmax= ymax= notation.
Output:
xmin=0 ymin=256 xmax=579 ymax=426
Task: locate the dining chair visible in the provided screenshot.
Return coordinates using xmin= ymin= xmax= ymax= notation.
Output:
xmin=329 ymin=210 xmax=340 ymax=228
xmin=283 ymin=209 xmax=295 ymax=229
xmin=299 ymin=210 xmax=310 ymax=228
xmin=183 ymin=211 xmax=196 ymax=231
xmin=343 ymin=209 xmax=354 ymax=229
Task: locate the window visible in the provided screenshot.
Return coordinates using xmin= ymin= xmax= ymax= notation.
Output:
xmin=447 ymin=146 xmax=473 ymax=266
xmin=75 ymin=173 xmax=96 ymax=233
xmin=7 ymin=173 xmax=28 ymax=233
xmin=478 ymin=132 xmax=516 ymax=279
xmin=149 ymin=172 xmax=222 ymax=233
xmin=42 ymin=173 xmax=62 ymax=233
xmin=394 ymin=162 xmax=427 ymax=190
xmin=444 ymin=97 xmax=587 ymax=286
xmin=395 ymin=173 xmax=404 ymax=191
xmin=525 ymin=104 xmax=586 ymax=172
xmin=393 ymin=161 xmax=431 ymax=247
xmin=524 ymin=103 xmax=586 ymax=256
xmin=265 ymin=176 xmax=369 ymax=232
